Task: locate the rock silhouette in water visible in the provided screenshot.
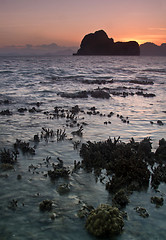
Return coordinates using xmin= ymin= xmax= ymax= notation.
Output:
xmin=74 ymin=30 xmax=140 ymax=56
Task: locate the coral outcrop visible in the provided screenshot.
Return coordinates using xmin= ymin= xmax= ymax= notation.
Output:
xmin=85 ymin=204 xmax=124 ymax=237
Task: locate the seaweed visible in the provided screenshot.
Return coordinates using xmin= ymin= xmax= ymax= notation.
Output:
xmin=0 ymin=148 xmax=17 ymax=164
xmin=80 ymin=137 xmax=151 ymax=193
xmin=14 ymin=139 xmax=35 ymax=155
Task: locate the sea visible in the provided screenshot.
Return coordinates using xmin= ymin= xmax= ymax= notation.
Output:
xmin=0 ymin=55 xmax=166 ymax=240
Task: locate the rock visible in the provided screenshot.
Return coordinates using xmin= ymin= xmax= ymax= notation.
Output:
xmin=143 ymin=93 xmax=156 ymax=97
xmin=151 ymin=196 xmax=164 ymax=207
xmin=157 ymin=120 xmax=164 ymax=126
xmin=134 ymin=206 xmax=149 ymax=218
xmin=0 ymin=109 xmax=12 ymax=115
xmin=58 ymin=91 xmax=88 ymax=98
xmin=71 ymin=105 xmax=80 ymax=114
xmin=39 ymin=200 xmax=53 ymax=211
xmin=90 ymin=90 xmax=110 ymax=99
xmin=57 ymin=183 xmax=70 ymax=195
xmin=0 ymin=163 xmax=14 ymax=171
xmin=48 ymin=167 xmax=70 ymax=180
xmin=17 ymin=174 xmax=22 ymax=180
xmin=74 ymin=30 xmax=140 ymax=56
xmin=50 ymin=212 xmax=57 ymax=220
xmin=82 ymin=79 xmax=114 ymax=84
xmin=112 ymin=189 xmax=129 ymax=208
xmin=85 ymin=204 xmax=124 ymax=237
xmin=18 ymin=108 xmax=27 ymax=113
xmin=3 ymin=99 xmax=10 ymax=104
xmin=130 ymin=79 xmax=154 ymax=85
xmin=77 ymin=205 xmax=94 ymax=219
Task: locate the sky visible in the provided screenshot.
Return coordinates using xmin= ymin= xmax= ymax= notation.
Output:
xmin=0 ymin=0 xmax=166 ymax=48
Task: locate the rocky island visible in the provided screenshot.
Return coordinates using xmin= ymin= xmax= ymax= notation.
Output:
xmin=74 ymin=30 xmax=140 ymax=56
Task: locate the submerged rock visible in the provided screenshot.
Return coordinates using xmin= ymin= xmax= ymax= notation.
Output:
xmin=82 ymin=79 xmax=114 ymax=85
xmin=130 ymin=79 xmax=154 ymax=85
xmin=77 ymin=204 xmax=94 ymax=219
xmin=90 ymin=90 xmax=110 ymax=99
xmin=85 ymin=204 xmax=124 ymax=237
xmin=0 ymin=109 xmax=12 ymax=115
xmin=157 ymin=120 xmax=164 ymax=126
xmin=0 ymin=163 xmax=14 ymax=171
xmin=58 ymin=91 xmax=88 ymax=99
xmin=57 ymin=183 xmax=70 ymax=195
xmin=134 ymin=206 xmax=149 ymax=218
xmin=112 ymin=189 xmax=129 ymax=208
xmin=39 ymin=200 xmax=53 ymax=211
xmin=48 ymin=160 xmax=70 ymax=180
xmin=18 ymin=107 xmax=27 ymax=113
xmin=151 ymin=196 xmax=164 ymax=207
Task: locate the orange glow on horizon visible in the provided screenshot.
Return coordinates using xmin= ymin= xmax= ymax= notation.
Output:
xmin=0 ymin=0 xmax=165 ymax=48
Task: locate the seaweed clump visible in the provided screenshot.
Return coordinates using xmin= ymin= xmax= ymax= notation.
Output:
xmin=80 ymin=137 xmax=151 ymax=193
xmin=14 ymin=139 xmax=35 ymax=155
xmin=85 ymin=204 xmax=124 ymax=237
xmin=151 ymin=138 xmax=166 ymax=189
xmin=48 ymin=158 xmax=70 ymax=180
xmin=0 ymin=148 xmax=17 ymax=164
xmin=155 ymin=138 xmax=166 ymax=161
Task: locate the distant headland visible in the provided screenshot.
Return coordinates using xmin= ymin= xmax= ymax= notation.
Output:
xmin=140 ymin=42 xmax=166 ymax=56
xmin=73 ymin=30 xmax=140 ymax=56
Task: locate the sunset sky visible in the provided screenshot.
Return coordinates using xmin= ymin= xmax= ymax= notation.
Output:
xmin=0 ymin=0 xmax=166 ymax=48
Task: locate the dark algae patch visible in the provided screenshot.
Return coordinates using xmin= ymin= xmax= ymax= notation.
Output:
xmin=80 ymin=137 xmax=151 ymax=193
xmin=80 ymin=136 xmax=166 ymax=195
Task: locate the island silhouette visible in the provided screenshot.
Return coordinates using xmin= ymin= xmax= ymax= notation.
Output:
xmin=74 ymin=30 xmax=140 ymax=56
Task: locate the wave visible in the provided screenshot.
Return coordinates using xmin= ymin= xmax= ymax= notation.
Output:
xmin=0 ymin=70 xmax=13 ymax=74
xmin=144 ymin=68 xmax=166 ymax=73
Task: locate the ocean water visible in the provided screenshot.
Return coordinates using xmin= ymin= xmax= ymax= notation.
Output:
xmin=0 ymin=55 xmax=166 ymax=239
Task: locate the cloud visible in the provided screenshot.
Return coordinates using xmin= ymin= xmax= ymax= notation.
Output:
xmin=149 ymin=28 xmax=166 ymax=31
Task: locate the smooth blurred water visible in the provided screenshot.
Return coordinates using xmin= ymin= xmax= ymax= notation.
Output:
xmin=0 ymin=55 xmax=166 ymax=239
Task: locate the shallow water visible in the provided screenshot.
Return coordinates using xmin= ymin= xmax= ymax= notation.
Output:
xmin=0 ymin=55 xmax=166 ymax=239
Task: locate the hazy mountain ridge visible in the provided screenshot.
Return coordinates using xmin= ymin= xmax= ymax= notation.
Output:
xmin=0 ymin=42 xmax=166 ymax=56
xmin=140 ymin=42 xmax=166 ymax=56
xmin=0 ymin=43 xmax=78 ymax=56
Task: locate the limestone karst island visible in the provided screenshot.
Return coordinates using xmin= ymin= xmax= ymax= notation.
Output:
xmin=74 ymin=30 xmax=140 ymax=56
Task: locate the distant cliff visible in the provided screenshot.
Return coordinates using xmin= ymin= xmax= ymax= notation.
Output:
xmin=140 ymin=42 xmax=166 ymax=56
xmin=74 ymin=30 xmax=140 ymax=56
